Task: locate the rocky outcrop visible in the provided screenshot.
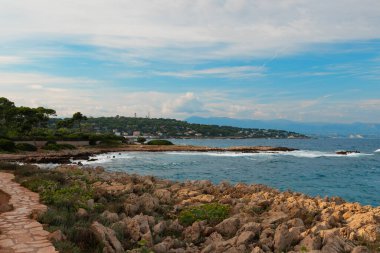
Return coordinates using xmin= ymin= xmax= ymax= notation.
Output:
xmin=90 ymin=221 xmax=123 ymax=253
xmin=23 ymin=165 xmax=380 ymax=252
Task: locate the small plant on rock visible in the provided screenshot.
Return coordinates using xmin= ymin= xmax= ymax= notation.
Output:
xmin=179 ymin=203 xmax=230 ymax=226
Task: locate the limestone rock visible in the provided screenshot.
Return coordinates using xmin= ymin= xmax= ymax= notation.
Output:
xmin=274 ymin=223 xmax=299 ymax=252
xmin=101 ymin=210 xmax=119 ymax=223
xmin=215 ymin=217 xmax=240 ymax=237
xmin=235 ymin=231 xmax=255 ymax=245
xmin=352 ymin=246 xmax=370 ymax=253
xmin=47 ymin=230 xmax=66 ymax=242
xmin=251 ymin=247 xmax=265 ymax=253
xmin=90 ymin=221 xmax=123 ymax=253
xmin=154 ymin=189 xmax=172 ymax=204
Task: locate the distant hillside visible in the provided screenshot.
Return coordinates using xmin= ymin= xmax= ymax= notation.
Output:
xmin=72 ymin=117 xmax=307 ymax=139
xmin=186 ymin=116 xmax=380 ymax=138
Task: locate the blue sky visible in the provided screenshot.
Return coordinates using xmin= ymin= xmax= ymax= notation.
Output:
xmin=1 ymin=0 xmax=380 ymax=123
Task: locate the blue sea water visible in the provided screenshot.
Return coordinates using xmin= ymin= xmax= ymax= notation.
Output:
xmin=81 ymin=138 xmax=380 ymax=206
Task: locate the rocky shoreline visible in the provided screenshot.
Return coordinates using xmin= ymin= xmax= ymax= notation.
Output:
xmin=1 ymin=162 xmax=379 ymax=253
xmin=0 ymin=144 xmax=297 ymax=164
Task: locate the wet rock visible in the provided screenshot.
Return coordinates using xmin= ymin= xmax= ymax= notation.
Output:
xmin=90 ymin=221 xmax=123 ymax=253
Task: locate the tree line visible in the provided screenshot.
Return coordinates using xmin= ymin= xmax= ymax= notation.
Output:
xmin=0 ymin=97 xmax=89 ymax=140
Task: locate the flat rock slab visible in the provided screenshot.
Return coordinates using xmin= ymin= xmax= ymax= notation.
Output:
xmin=0 ymin=172 xmax=58 ymax=253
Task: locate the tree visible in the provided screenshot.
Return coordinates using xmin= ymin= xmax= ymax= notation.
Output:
xmin=13 ymin=106 xmax=56 ymax=136
xmin=137 ymin=136 xmax=146 ymax=144
xmin=72 ymin=112 xmax=88 ymax=132
xmin=0 ymin=97 xmax=16 ymax=136
xmin=56 ymin=119 xmax=74 ymax=129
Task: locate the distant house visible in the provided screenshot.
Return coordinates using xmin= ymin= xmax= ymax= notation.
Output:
xmin=133 ymin=131 xmax=141 ymax=136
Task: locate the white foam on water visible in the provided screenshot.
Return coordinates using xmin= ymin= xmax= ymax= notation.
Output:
xmin=164 ymin=151 xmax=257 ymax=157
xmin=77 ymin=152 xmax=134 ymax=165
xmin=165 ymin=150 xmax=373 ymax=158
xmin=375 ymin=149 xmax=380 ymax=153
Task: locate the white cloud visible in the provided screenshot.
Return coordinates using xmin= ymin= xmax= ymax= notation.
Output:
xmin=155 ymin=66 xmax=265 ymax=78
xmin=162 ymin=92 xmax=206 ymax=115
xmin=0 ymin=56 xmax=28 ymax=65
xmin=1 ymin=71 xmax=379 ymax=123
xmin=1 ymin=0 xmax=380 ymax=61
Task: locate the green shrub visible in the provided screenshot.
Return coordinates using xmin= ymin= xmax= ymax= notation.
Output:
xmin=15 ymin=143 xmax=37 ymax=151
xmin=179 ymin=203 xmax=230 ymax=226
xmin=89 ymin=139 xmax=97 ymax=146
xmin=21 ymin=178 xmax=59 ymax=193
xmin=98 ymin=140 xmax=122 ymax=147
xmin=137 ymin=137 xmax=146 ymax=144
xmin=146 ymin=140 xmax=173 ymax=145
xmin=59 ymin=144 xmax=76 ymax=150
xmin=0 ymin=139 xmax=16 ymax=152
xmin=42 ymin=184 xmax=93 ymax=210
xmin=42 ymin=143 xmax=76 ymax=151
xmin=53 ymin=241 xmax=81 ymax=253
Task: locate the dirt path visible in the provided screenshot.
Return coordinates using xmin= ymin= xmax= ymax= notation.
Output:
xmin=0 ymin=172 xmax=57 ymax=253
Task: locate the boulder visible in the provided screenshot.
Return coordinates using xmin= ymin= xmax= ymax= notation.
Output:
xmin=140 ymin=193 xmax=160 ymax=213
xmin=90 ymin=221 xmax=123 ymax=253
xmin=321 ymin=235 xmax=354 ymax=253
xmin=251 ymin=247 xmax=265 ymax=253
xmin=183 ymin=221 xmax=205 ymax=243
xmin=215 ymin=217 xmax=240 ymax=237
xmin=154 ymin=189 xmax=172 ymax=204
xmin=101 ymin=211 xmax=119 ymax=223
xmin=235 ymin=231 xmax=255 ymax=246
xmin=296 ymin=234 xmax=322 ymax=251
xmin=274 ymin=223 xmax=299 ymax=252
xmin=153 ymin=237 xmax=175 ymax=253
xmin=352 ymin=246 xmax=370 ymax=253
xmin=47 ymin=230 xmax=66 ymax=242
xmin=237 ymin=222 xmax=261 ymax=236
xmin=153 ymin=221 xmax=167 ymax=235
xmin=76 ymin=208 xmax=88 ymax=217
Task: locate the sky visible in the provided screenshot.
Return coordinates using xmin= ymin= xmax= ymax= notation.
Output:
xmin=0 ymin=0 xmax=380 ymax=123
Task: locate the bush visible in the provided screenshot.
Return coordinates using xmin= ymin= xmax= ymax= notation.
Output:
xmin=137 ymin=136 xmax=146 ymax=144
xmin=146 ymin=140 xmax=173 ymax=145
xmin=42 ymin=143 xmax=76 ymax=151
xmin=98 ymin=140 xmax=122 ymax=147
xmin=15 ymin=143 xmax=37 ymax=152
xmin=46 ymin=140 xmax=57 ymax=145
xmin=42 ymin=184 xmax=93 ymax=210
xmin=0 ymin=139 xmax=16 ymax=152
xmin=89 ymin=139 xmax=97 ymax=146
xmin=179 ymin=203 xmax=230 ymax=226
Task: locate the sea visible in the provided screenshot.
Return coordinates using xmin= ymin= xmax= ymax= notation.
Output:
xmin=78 ymin=138 xmax=380 ymax=206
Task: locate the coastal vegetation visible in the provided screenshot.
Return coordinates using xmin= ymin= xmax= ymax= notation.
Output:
xmin=1 ymin=97 xmax=307 ymax=149
xmin=147 ymin=140 xmax=173 ymax=145
xmin=0 ymin=162 xmax=378 ymax=253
